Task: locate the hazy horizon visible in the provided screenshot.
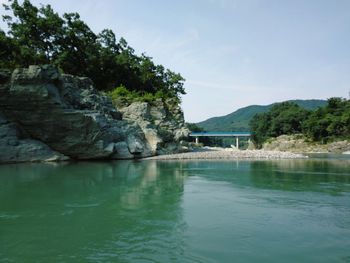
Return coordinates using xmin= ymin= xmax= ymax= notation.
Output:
xmin=1 ymin=0 xmax=349 ymax=122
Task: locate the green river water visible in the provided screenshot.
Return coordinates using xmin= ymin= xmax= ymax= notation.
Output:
xmin=1 ymin=156 xmax=350 ymax=262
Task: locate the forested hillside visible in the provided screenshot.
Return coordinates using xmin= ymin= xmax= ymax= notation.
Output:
xmin=197 ymin=100 xmax=327 ymax=132
xmin=250 ymin=98 xmax=350 ymax=147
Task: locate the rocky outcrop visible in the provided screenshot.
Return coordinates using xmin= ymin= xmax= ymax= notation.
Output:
xmin=113 ymin=98 xmax=190 ymax=155
xmin=263 ymin=135 xmax=350 ymax=153
xmin=0 ymin=65 xmax=188 ymax=163
xmin=0 ymin=114 xmax=68 ymax=163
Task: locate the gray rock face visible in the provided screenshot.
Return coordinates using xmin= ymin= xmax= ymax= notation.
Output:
xmin=0 ymin=65 xmax=188 ymax=163
xmin=0 ymin=114 xmax=68 ymax=163
xmin=111 ymin=142 xmax=135 ymax=159
xmin=0 ymin=65 xmax=156 ymax=163
xmin=116 ymin=98 xmax=190 ymax=155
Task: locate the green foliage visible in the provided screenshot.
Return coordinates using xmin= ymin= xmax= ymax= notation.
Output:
xmin=1 ymin=0 xmax=185 ymax=100
xmin=249 ymin=98 xmax=350 ymax=147
xmin=249 ymin=102 xmax=310 ymax=147
xmin=186 ymin=123 xmax=204 ymax=132
xmin=107 ymin=86 xmax=171 ymax=105
xmin=0 ymin=29 xmax=18 ymax=68
xmin=303 ymin=98 xmax=350 ymax=143
xmin=197 ymin=100 xmax=327 ymax=132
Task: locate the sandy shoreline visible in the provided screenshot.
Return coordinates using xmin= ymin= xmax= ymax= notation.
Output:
xmin=143 ymin=149 xmax=307 ymax=160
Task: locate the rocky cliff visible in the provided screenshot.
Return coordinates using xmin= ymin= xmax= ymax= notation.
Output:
xmin=0 ymin=65 xmax=189 ymax=164
xmin=114 ymin=99 xmax=189 ymax=155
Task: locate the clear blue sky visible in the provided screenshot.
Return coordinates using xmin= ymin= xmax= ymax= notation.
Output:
xmin=1 ymin=0 xmax=349 ymax=122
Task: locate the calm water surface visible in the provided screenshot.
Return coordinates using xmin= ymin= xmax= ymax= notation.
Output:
xmin=1 ymin=157 xmax=350 ymax=262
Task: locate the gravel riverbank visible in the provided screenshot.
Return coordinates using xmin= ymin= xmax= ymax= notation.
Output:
xmin=143 ymin=149 xmax=306 ymax=160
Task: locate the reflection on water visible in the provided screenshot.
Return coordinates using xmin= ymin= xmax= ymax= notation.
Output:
xmin=250 ymin=159 xmax=350 ymax=194
xmin=0 ymin=158 xmax=350 ymax=262
xmin=0 ymin=161 xmax=187 ymax=262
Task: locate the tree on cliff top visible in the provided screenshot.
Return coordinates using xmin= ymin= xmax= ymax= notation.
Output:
xmin=1 ymin=0 xmax=185 ymax=100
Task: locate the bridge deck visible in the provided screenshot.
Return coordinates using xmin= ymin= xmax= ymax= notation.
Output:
xmin=189 ymin=132 xmax=251 ymax=137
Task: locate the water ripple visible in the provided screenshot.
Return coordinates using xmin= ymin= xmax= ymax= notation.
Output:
xmin=64 ymin=203 xmax=101 ymax=208
xmin=0 ymin=213 xmax=21 ymax=220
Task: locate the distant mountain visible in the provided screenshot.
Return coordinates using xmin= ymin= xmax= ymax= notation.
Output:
xmin=197 ymin=99 xmax=327 ymax=132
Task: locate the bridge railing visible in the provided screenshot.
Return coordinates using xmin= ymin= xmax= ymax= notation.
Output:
xmin=189 ymin=132 xmax=251 ymax=137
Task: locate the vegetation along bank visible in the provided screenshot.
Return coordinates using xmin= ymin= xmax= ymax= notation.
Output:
xmin=249 ymin=99 xmax=350 ymax=152
xmin=0 ymin=0 xmax=190 ymax=164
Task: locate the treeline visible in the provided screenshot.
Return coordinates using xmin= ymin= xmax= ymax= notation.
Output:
xmin=0 ymin=0 xmax=185 ymax=100
xmin=249 ymin=98 xmax=350 ymax=147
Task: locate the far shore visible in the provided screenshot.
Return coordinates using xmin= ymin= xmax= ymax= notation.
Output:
xmin=143 ymin=148 xmax=306 ymax=160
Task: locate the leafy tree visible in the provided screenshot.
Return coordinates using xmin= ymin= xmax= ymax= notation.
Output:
xmin=186 ymin=123 xmax=204 ymax=133
xmin=249 ymin=102 xmax=310 ymax=147
xmin=1 ymin=0 xmax=185 ymax=101
xmin=0 ymin=29 xmax=18 ymax=68
xmin=250 ymin=98 xmax=350 ymax=147
xmin=303 ymin=98 xmax=350 ymax=142
xmin=249 ymin=112 xmax=271 ymax=147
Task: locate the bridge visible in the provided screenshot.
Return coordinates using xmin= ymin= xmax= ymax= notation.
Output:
xmin=189 ymin=132 xmax=252 ymax=149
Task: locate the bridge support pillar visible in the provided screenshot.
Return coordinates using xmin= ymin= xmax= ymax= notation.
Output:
xmin=236 ymin=137 xmax=239 ymax=149
xmin=195 ymin=137 xmax=199 ymax=144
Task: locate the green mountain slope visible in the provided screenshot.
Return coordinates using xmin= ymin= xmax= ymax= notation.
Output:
xmin=197 ymin=99 xmax=327 ymax=132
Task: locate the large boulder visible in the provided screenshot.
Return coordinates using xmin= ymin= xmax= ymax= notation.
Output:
xmin=0 ymin=114 xmax=68 ymax=163
xmin=116 ymin=98 xmax=190 ymax=155
xmin=0 ymin=65 xmax=188 ymax=163
xmin=0 ymin=65 xmax=151 ymax=163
